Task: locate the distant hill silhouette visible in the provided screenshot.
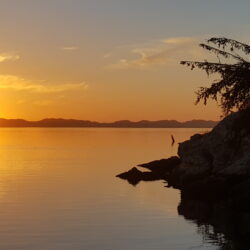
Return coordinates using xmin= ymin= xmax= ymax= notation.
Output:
xmin=0 ymin=118 xmax=218 ymax=128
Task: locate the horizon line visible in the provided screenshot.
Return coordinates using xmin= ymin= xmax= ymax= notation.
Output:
xmin=0 ymin=117 xmax=219 ymax=123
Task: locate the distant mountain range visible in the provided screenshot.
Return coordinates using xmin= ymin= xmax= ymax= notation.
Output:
xmin=0 ymin=118 xmax=218 ymax=128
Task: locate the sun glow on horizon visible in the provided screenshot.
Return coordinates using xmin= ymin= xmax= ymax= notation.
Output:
xmin=0 ymin=0 xmax=248 ymax=121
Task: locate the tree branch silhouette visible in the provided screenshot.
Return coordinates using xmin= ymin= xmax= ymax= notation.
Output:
xmin=181 ymin=37 xmax=250 ymax=115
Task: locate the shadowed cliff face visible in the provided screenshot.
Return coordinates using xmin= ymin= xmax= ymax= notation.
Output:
xmin=171 ymin=108 xmax=250 ymax=188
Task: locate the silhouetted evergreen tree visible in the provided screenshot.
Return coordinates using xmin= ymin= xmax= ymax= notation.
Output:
xmin=181 ymin=37 xmax=250 ymax=115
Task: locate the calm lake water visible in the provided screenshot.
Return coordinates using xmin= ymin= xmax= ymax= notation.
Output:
xmin=0 ymin=128 xmax=221 ymax=250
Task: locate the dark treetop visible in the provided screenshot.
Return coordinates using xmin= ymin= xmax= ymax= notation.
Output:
xmin=181 ymin=37 xmax=250 ymax=115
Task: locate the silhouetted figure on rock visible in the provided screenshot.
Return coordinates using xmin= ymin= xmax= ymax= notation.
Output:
xmin=171 ymin=135 xmax=175 ymax=146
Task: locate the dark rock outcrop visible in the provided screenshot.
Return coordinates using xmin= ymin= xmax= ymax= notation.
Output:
xmin=117 ymin=108 xmax=250 ymax=206
xmin=171 ymin=108 xmax=250 ymax=188
xmin=116 ymin=167 xmax=163 ymax=186
xmin=116 ymin=108 xmax=250 ymax=248
xmin=117 ymin=156 xmax=181 ymax=185
xmin=138 ymin=156 xmax=180 ymax=173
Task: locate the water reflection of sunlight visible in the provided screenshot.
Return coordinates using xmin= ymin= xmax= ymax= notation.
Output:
xmin=0 ymin=127 xmax=214 ymax=250
xmin=0 ymin=154 xmax=43 ymax=200
xmin=0 ymin=129 xmax=58 ymax=201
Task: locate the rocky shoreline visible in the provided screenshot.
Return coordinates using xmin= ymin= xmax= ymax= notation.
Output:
xmin=117 ymin=108 xmax=250 ymax=248
xmin=117 ymin=108 xmax=250 ymax=204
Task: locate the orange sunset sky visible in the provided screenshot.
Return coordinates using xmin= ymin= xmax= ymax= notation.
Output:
xmin=0 ymin=0 xmax=249 ymax=122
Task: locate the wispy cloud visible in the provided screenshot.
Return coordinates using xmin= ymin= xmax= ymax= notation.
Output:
xmin=109 ymin=36 xmax=207 ymax=70
xmin=104 ymin=53 xmax=112 ymax=59
xmin=0 ymin=52 xmax=20 ymax=63
xmin=163 ymin=37 xmax=197 ymax=45
xmin=0 ymin=75 xmax=88 ymax=93
xmin=61 ymin=46 xmax=78 ymax=51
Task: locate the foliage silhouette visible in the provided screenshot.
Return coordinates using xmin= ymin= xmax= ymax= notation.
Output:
xmin=181 ymin=37 xmax=250 ymax=115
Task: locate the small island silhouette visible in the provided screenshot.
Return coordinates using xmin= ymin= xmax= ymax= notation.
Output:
xmin=0 ymin=118 xmax=217 ymax=128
